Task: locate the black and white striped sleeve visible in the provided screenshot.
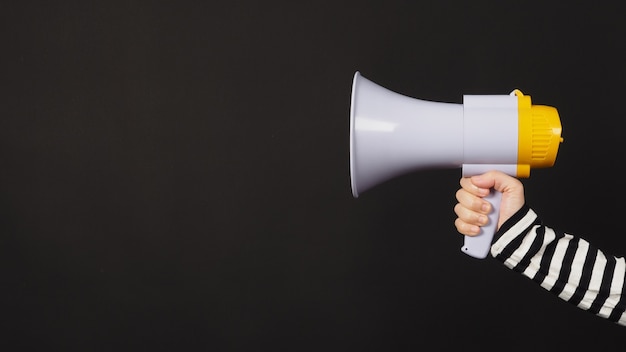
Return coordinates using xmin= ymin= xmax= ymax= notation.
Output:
xmin=490 ymin=205 xmax=626 ymax=326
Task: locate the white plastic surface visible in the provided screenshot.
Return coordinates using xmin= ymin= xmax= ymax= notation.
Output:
xmin=350 ymin=72 xmax=464 ymax=197
xmin=463 ymin=94 xmax=518 ymax=164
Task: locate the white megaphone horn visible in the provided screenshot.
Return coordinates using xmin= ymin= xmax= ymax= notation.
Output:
xmin=349 ymin=71 xmax=563 ymax=259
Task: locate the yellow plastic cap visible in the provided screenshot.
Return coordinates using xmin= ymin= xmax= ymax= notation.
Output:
xmin=512 ymin=90 xmax=563 ymax=178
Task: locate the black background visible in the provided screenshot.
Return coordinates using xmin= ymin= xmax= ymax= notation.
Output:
xmin=2 ymin=1 xmax=626 ymax=350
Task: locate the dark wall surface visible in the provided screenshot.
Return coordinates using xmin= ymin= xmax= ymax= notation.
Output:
xmin=3 ymin=1 xmax=625 ymax=350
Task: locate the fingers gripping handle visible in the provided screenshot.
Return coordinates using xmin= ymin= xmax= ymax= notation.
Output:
xmin=461 ymin=189 xmax=502 ymax=259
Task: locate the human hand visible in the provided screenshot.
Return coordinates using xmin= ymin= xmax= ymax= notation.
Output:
xmin=454 ymin=170 xmax=526 ymax=236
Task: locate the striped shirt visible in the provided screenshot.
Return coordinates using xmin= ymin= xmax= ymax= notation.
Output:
xmin=491 ymin=204 xmax=626 ymax=326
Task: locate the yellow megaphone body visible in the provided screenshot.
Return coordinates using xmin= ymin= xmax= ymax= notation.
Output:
xmin=349 ymin=71 xmax=563 ymax=259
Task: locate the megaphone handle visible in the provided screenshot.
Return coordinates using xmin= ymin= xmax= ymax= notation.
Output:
xmin=461 ymin=188 xmax=502 ymax=259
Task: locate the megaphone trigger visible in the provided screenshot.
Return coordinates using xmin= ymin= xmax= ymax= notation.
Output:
xmin=460 ymin=164 xmax=518 ymax=259
xmin=462 ymin=188 xmax=502 ymax=259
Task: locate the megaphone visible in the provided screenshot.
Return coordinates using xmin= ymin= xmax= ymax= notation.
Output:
xmin=349 ymin=71 xmax=563 ymax=259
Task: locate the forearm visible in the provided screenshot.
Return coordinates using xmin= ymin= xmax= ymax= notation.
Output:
xmin=491 ymin=205 xmax=626 ymax=326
